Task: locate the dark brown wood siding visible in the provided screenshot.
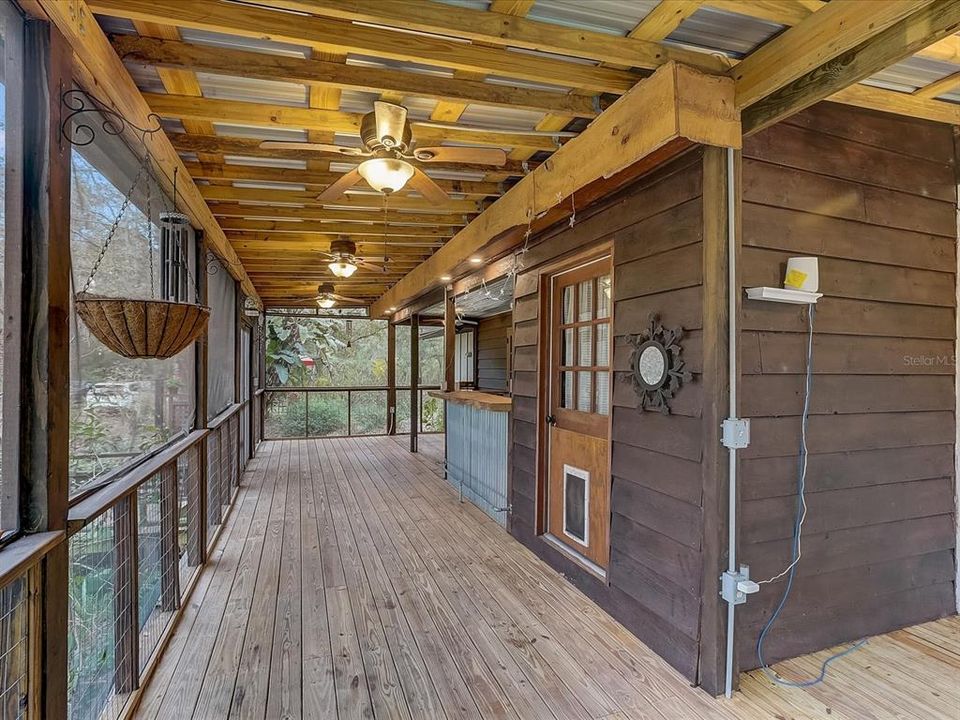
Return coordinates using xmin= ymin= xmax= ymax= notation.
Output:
xmin=509 ymin=150 xmax=709 ymax=682
xmin=476 ymin=313 xmax=511 ymax=392
xmin=736 ymin=103 xmax=958 ymax=670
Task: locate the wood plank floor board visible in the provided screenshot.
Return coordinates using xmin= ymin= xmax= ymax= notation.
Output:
xmin=192 ymin=440 xmax=280 ymax=719
xmin=134 ymin=436 xmax=960 ymax=720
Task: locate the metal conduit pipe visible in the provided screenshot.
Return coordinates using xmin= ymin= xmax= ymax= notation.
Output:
xmin=724 ymin=146 xmax=739 ymax=699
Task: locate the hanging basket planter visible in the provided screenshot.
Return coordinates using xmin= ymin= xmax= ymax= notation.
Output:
xmin=76 ymin=294 xmax=210 ymax=359
xmin=63 ymin=90 xmax=211 ymax=361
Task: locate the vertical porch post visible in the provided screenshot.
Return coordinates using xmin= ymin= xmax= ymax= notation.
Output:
xmin=410 ymin=314 xmax=419 ymax=453
xmin=387 ymin=321 xmax=396 ymax=435
xmin=19 ymin=18 xmax=72 ymax=718
xmin=443 ymin=288 xmax=456 ymax=392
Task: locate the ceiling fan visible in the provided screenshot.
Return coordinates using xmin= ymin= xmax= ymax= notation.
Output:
xmin=318 ymin=237 xmax=387 ymax=278
xmin=311 ymin=283 xmax=366 ymax=309
xmin=260 ymin=101 xmax=507 ymax=205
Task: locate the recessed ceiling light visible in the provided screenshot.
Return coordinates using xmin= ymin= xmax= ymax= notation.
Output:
xmin=440 ymin=275 xmax=452 ymax=282
xmin=469 ymin=257 xmax=482 ymax=264
xmin=389 ymin=306 xmax=396 ymax=311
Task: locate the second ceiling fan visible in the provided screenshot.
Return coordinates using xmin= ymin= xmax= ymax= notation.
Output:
xmin=261 ymin=101 xmax=507 ymax=205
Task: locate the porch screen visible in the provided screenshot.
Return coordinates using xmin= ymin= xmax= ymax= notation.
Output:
xmin=68 ymin=113 xmax=196 ymax=497
xmin=207 ymin=256 xmax=236 ymax=420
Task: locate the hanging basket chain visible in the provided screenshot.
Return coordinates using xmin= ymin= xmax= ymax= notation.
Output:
xmin=147 ymin=161 xmax=156 ymax=299
xmin=81 ymin=151 xmax=153 ymax=295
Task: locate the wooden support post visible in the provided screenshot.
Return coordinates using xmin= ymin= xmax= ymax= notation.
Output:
xmin=443 ymin=287 xmax=456 ymax=392
xmin=698 ymin=146 xmax=737 ymax=696
xmin=387 ymin=321 xmax=397 ymax=435
xmin=113 ymin=495 xmax=140 ymax=694
xmin=18 ymin=18 xmax=72 ymax=718
xmin=159 ymin=462 xmax=180 ymax=611
xmin=410 ymin=315 xmax=419 ymax=453
xmin=195 ymin=232 xmax=209 ymax=559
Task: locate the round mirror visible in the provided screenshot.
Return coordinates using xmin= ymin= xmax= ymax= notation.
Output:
xmin=635 ymin=341 xmax=668 ymax=390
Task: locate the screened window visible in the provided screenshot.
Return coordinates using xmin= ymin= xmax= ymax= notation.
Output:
xmin=69 ymin=141 xmax=196 ymax=497
xmin=207 ymin=255 xmax=236 ymax=419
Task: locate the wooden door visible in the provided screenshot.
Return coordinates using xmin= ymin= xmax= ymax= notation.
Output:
xmin=545 ymin=258 xmax=612 ymax=570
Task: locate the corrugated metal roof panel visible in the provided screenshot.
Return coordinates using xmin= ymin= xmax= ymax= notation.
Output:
xmin=670 ymin=6 xmax=781 ymax=57
xmin=196 ymin=72 xmax=308 ymax=106
xmin=225 ymin=155 xmax=307 ymax=169
xmin=213 ymin=124 xmax=307 ymax=141
xmin=179 ymin=27 xmax=312 ymax=58
xmin=527 ymin=0 xmax=656 ymax=36
xmin=868 ymin=56 xmax=960 ymax=93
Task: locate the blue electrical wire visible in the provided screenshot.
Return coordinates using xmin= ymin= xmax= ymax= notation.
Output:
xmin=755 ymin=303 xmax=867 ymax=687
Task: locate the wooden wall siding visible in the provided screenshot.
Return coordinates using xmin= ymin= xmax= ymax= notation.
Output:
xmin=736 ymin=103 xmax=958 ymax=670
xmin=476 ymin=313 xmax=511 ymax=392
xmin=509 ymin=150 xmax=709 ymax=682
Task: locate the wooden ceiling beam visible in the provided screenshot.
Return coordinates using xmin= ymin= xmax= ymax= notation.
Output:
xmin=218 ymin=218 xmax=456 ymax=237
xmin=146 ymin=94 xmax=564 ymax=151
xmin=828 ymin=82 xmax=960 ymax=124
xmin=37 ymin=0 xmax=260 ymax=303
xmin=629 ymin=1 xmax=704 ymax=42
xmin=111 ymin=35 xmax=603 ymax=119
xmin=86 ymin=0 xmax=643 ymax=93
xmin=264 ymin=0 xmax=728 ymax=73
xmin=740 ymin=0 xmax=960 ymax=133
xmin=200 ymin=185 xmax=482 ymax=213
xmin=370 ymin=62 xmax=740 ymax=317
xmin=209 ymin=204 xmax=469 ymax=226
xmin=229 ymin=233 xmax=442 ymax=248
xmin=733 ymin=1 xmax=935 ymax=109
xmin=176 ymin=140 xmax=524 ymax=180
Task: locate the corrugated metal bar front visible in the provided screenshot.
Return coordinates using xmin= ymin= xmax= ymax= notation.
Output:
xmin=445 ymin=402 xmax=509 ymax=527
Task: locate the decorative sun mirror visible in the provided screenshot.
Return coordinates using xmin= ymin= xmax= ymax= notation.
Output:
xmin=625 ymin=315 xmax=691 ymax=414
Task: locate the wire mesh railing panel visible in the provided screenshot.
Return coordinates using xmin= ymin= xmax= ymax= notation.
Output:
xmin=206 ymin=432 xmax=222 ymax=536
xmin=68 ymin=505 xmax=133 ymax=720
xmin=0 ymin=573 xmax=29 ymax=720
xmin=177 ymin=446 xmax=202 ymax=594
xmin=136 ymin=471 xmax=176 ymax=672
xmin=264 ymin=391 xmax=306 ymax=438
xmin=306 ymin=391 xmax=347 ymax=437
xmin=349 ymin=390 xmax=387 ymax=435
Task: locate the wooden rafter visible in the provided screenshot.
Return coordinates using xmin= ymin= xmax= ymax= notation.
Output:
xmin=111 ymin=35 xmax=603 ymax=119
xmin=198 ymin=185 xmax=482 ymax=214
xmin=370 ymin=62 xmax=740 ymax=316
xmin=144 ymin=94 xmax=563 ymax=151
xmin=37 ymin=0 xmax=260 ymax=302
xmin=733 ymin=1 xmax=936 ymax=109
xmin=217 ymin=218 xmax=456 ymax=237
xmin=209 ymin=0 xmax=729 ymax=73
xmin=629 ymin=1 xmax=704 ymax=42
xmin=86 ymin=0 xmax=646 ymax=93
xmin=739 ymin=0 xmax=960 ymax=133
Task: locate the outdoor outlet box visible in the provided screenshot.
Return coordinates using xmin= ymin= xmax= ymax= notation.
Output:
xmin=721 ymin=418 xmax=750 ymax=449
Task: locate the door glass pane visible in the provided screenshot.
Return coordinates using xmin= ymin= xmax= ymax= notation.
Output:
xmin=563 ymin=469 xmax=587 ymax=544
xmin=597 ymin=275 xmax=611 ymax=319
xmin=578 ymin=280 xmax=593 ymax=321
xmin=561 ymin=371 xmax=574 ymax=409
xmin=561 ymin=285 xmax=574 ymax=324
xmin=596 ymin=371 xmax=610 ymax=416
xmin=596 ymin=322 xmax=609 ymax=367
xmin=577 ymin=325 xmax=592 ymax=366
xmin=577 ymin=371 xmax=592 ymax=412
xmin=561 ymin=328 xmax=574 ymax=366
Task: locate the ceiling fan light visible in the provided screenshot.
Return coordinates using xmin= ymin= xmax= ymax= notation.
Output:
xmin=328 ymin=260 xmax=358 ymax=278
xmin=357 ymin=157 xmax=415 ymax=194
xmin=316 ymin=295 xmax=337 ymax=309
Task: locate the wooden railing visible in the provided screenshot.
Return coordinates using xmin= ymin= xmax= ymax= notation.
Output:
xmin=262 ymin=385 xmax=444 ymax=439
xmin=23 ymin=400 xmax=254 ymax=720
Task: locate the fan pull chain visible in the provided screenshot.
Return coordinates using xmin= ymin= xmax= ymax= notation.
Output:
xmin=81 ymin=152 xmax=152 ymax=294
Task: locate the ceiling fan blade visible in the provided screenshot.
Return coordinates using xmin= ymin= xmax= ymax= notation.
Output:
xmin=411 ymin=146 xmax=507 ymax=166
xmin=317 ymin=168 xmax=363 ymax=203
xmin=355 ymin=259 xmax=387 ymax=273
xmin=374 ymin=101 xmax=408 ymax=148
xmin=259 ymin=140 xmax=366 ymax=156
xmin=406 ymin=168 xmax=450 ymax=206
xmin=332 ymin=293 xmax=367 ymax=304
xmin=356 ymin=256 xmax=387 ymax=263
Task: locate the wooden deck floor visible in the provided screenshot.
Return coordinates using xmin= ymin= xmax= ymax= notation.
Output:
xmin=133 ymin=436 xmax=960 ymax=720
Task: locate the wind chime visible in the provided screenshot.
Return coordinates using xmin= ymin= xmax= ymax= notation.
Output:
xmin=63 ymin=89 xmax=210 ymax=359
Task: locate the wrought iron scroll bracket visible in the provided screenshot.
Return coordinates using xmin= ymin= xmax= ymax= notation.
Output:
xmin=60 ymin=87 xmax=164 ymax=148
